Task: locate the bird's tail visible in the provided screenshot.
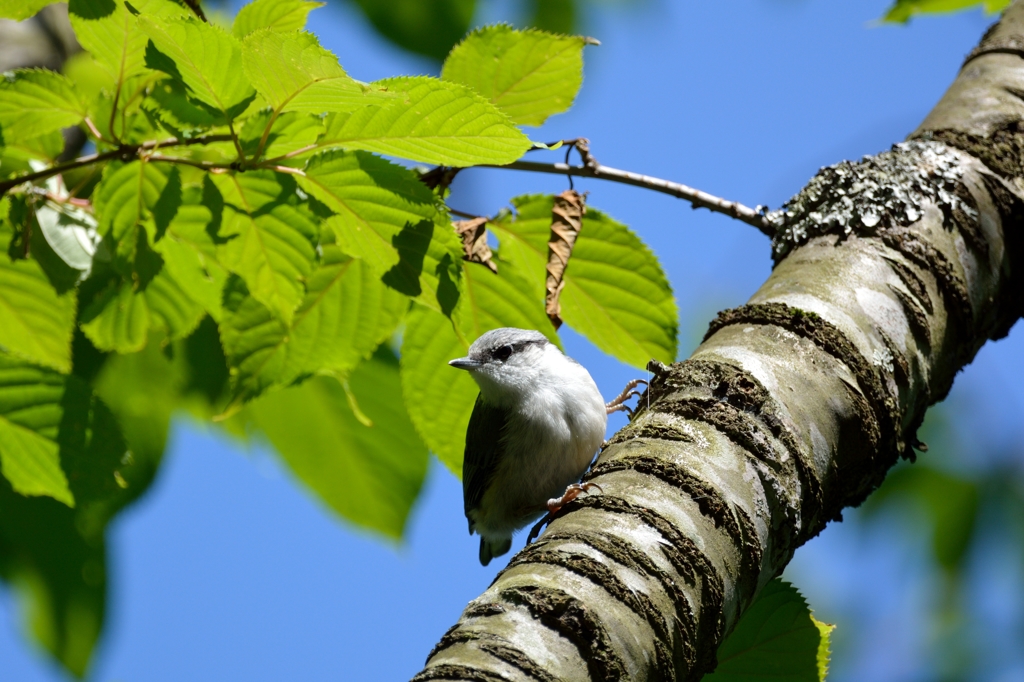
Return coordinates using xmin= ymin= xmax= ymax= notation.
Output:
xmin=479 ymin=535 xmax=512 ymax=566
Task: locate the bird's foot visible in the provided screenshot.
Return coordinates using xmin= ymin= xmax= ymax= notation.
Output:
xmin=526 ymin=482 xmax=604 ymax=546
xmin=605 ymin=378 xmax=648 ymax=417
xmin=546 ymin=482 xmax=603 ymax=514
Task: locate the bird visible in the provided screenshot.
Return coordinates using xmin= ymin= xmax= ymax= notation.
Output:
xmin=448 ymin=328 xmax=645 ymax=566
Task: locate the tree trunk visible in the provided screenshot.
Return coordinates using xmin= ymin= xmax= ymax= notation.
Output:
xmin=413 ymin=4 xmax=1024 ymax=682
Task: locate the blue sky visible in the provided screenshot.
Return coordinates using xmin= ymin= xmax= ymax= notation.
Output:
xmin=3 ymin=0 xmax=1023 ymax=680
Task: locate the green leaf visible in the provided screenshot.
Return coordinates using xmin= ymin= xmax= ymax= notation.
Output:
xmin=211 ymin=171 xmax=318 ymax=324
xmin=221 ymin=239 xmax=407 ymax=405
xmin=153 ymin=184 xmax=229 ymax=321
xmin=401 ymin=259 xmax=559 ymax=473
xmin=68 ymin=0 xmax=185 ymax=85
xmin=0 ymin=69 xmax=85 ymax=140
xmin=882 ymin=0 xmax=1008 ymax=22
xmin=0 ymin=130 xmax=64 ymax=169
xmin=348 ymin=0 xmax=475 ymax=61
xmin=0 ymin=0 xmax=56 ymax=20
xmin=92 ymin=161 xmax=180 ymax=274
xmin=0 ymin=234 xmax=76 ymax=372
xmin=247 ymin=346 xmax=428 ymax=538
xmin=80 ymin=279 xmax=150 ymax=353
xmin=298 ymin=149 xmax=461 ymax=314
xmin=441 ymin=24 xmax=591 ymax=126
xmin=0 ymin=357 xmax=73 ymax=505
xmin=317 ymin=76 xmax=532 ymax=166
xmin=241 ymin=29 xmax=385 ymax=116
xmin=233 ymin=0 xmax=324 ymax=38
xmin=704 ymin=579 xmax=833 ymax=682
xmin=33 ymin=197 xmax=101 ymax=277
xmin=140 ymin=14 xmax=256 ymax=118
xmin=239 ymin=109 xmax=324 ymax=160
xmin=490 ymin=194 xmax=677 ymax=368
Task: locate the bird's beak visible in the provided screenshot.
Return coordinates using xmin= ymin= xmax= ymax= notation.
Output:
xmin=448 ymin=357 xmax=482 ymax=370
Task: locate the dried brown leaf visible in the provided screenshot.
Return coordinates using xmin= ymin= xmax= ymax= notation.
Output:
xmin=454 ymin=217 xmax=498 ymax=273
xmin=545 ymin=189 xmax=586 ymax=328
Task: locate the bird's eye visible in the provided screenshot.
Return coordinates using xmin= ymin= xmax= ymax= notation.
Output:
xmin=493 ymin=345 xmax=513 ymax=361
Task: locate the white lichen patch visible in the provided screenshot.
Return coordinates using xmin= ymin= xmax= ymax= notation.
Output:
xmin=768 ymin=140 xmax=977 ymax=261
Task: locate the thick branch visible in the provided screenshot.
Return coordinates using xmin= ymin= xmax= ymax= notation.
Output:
xmin=415 ymin=5 xmax=1023 ymax=682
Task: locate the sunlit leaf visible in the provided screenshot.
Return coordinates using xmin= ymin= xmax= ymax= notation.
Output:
xmin=68 ymin=0 xmax=185 ymax=86
xmin=233 ymin=0 xmax=324 ymax=37
xmin=153 ymin=184 xmax=229 ymax=321
xmin=241 ymin=29 xmax=381 ymax=115
xmin=248 ymin=346 xmax=429 ymax=538
xmin=0 ymin=0 xmax=56 ymax=20
xmin=298 ymin=149 xmax=461 ymax=314
xmin=704 ymin=579 xmax=833 ymax=682
xmin=220 ymin=238 xmax=407 ymax=405
xmin=92 ymin=161 xmax=180 ymax=274
xmin=490 ymin=194 xmax=677 ymax=368
xmin=0 ymin=231 xmax=76 ymax=372
xmin=140 ymin=14 xmax=256 ymax=118
xmin=0 ymin=69 xmax=85 ymax=140
xmin=882 ymin=0 xmax=1008 ymax=22
xmin=317 ymin=76 xmax=532 ymax=166
xmin=211 ymin=171 xmax=318 ymax=324
xmin=0 ymin=357 xmax=73 ymax=505
xmin=239 ymin=109 xmax=324 ymax=160
xmin=441 ymin=24 xmax=591 ymax=126
xmin=401 ymin=259 xmax=558 ymax=474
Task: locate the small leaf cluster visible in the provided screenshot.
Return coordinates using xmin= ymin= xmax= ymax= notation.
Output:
xmin=0 ymin=0 xmax=676 ymax=675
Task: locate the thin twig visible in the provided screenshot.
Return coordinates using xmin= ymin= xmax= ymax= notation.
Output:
xmin=0 ymin=134 xmax=236 ymax=195
xmin=146 ymin=154 xmax=233 ymax=171
xmin=489 ymin=159 xmax=772 ymax=235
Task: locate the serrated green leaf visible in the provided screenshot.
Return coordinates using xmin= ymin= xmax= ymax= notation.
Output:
xmin=441 ymin=24 xmax=590 ymax=126
xmin=0 ymin=130 xmax=64 ymax=168
xmin=317 ymin=75 xmax=532 ymax=166
xmin=298 ymin=149 xmax=461 ymax=314
xmin=0 ymin=233 xmax=76 ymax=372
xmin=813 ymin=615 xmax=834 ymax=681
xmin=705 ymin=579 xmax=833 ymax=682
xmin=232 ymin=0 xmax=324 ymax=38
xmin=247 ymin=346 xmax=428 ymax=538
xmin=92 ymin=160 xmax=180 ymax=275
xmin=145 ymin=77 xmax=224 ymax=133
xmin=80 ymin=279 xmax=150 ymax=353
xmin=80 ymin=267 xmax=205 ymax=353
xmin=139 ymin=14 xmax=256 ymax=118
xmin=241 ymin=29 xmax=384 ymax=116
xmin=221 ymin=240 xmax=407 ymax=405
xmin=68 ymin=0 xmax=184 ymax=86
xmin=490 ymin=194 xmax=676 ymax=368
xmin=153 ymin=185 xmax=229 ymax=321
xmin=349 ymin=0 xmax=475 ymax=62
xmin=882 ymin=0 xmax=1008 ymax=22
xmin=211 ymin=171 xmax=317 ymax=324
xmin=401 ymin=259 xmax=558 ymax=473
xmin=239 ymin=109 xmax=324 ymax=160
xmin=0 ymin=357 xmax=73 ymax=505
xmin=0 ymin=69 xmax=85 ymax=140
xmin=0 ymin=0 xmax=55 ymax=20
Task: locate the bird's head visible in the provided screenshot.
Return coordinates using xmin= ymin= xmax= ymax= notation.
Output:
xmin=448 ymin=328 xmax=557 ymax=399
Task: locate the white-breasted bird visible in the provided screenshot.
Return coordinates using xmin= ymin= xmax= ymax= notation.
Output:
xmin=448 ymin=328 xmax=643 ymax=566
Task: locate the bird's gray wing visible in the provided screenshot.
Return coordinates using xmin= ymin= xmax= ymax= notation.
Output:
xmin=463 ymin=394 xmax=507 ymax=518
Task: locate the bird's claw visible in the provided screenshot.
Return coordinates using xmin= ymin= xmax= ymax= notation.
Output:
xmin=546 ymin=482 xmax=603 ymax=514
xmin=605 ymin=379 xmax=649 ymax=416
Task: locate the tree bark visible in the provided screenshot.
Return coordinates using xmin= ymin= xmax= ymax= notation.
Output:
xmin=414 ymin=6 xmax=1024 ymax=682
